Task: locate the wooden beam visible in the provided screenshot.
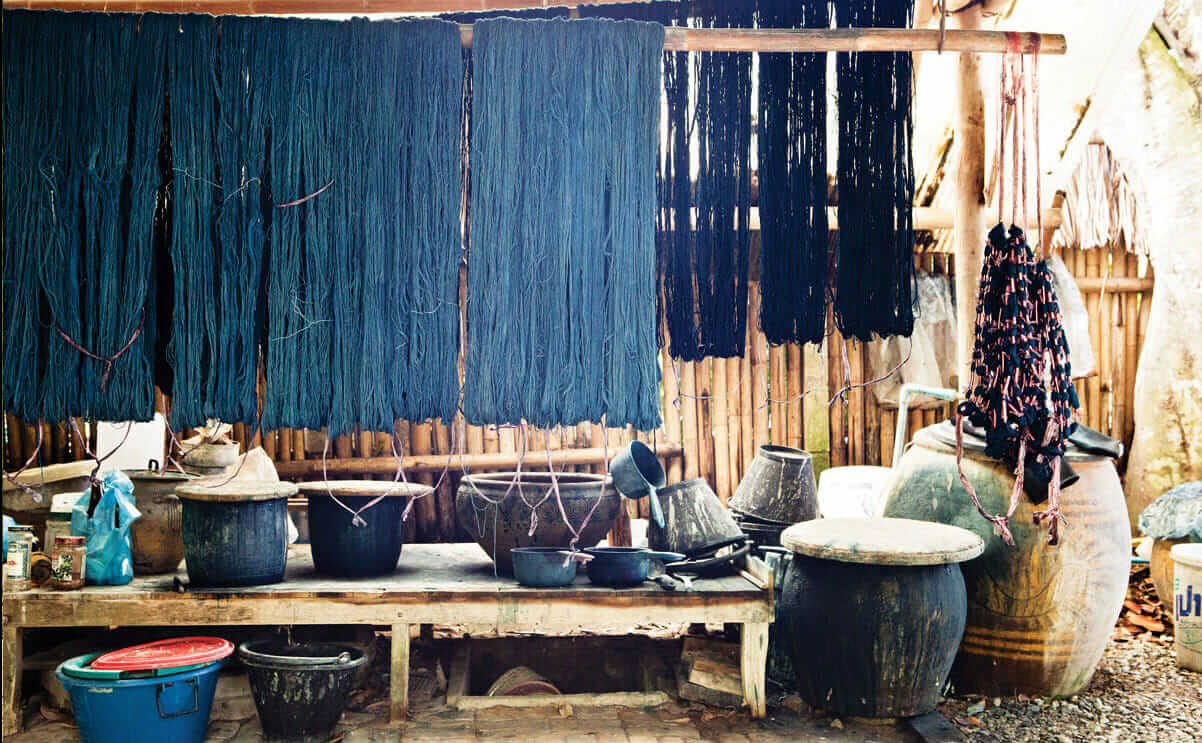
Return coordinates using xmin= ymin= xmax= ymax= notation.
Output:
xmin=272 ymin=443 xmax=681 ymax=479
xmin=390 ymin=623 xmax=410 ymax=726
xmin=0 ymin=3 xmax=1067 ymax=57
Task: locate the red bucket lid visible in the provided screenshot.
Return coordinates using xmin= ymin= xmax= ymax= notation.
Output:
xmin=90 ymin=637 xmax=234 ymax=671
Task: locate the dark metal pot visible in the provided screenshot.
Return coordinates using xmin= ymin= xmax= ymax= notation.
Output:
xmin=583 ymin=547 xmax=684 ymax=587
xmin=647 ymin=478 xmax=746 ymax=557
xmin=511 ymin=547 xmax=588 ymax=587
xmin=730 ymin=445 xmax=819 ymax=525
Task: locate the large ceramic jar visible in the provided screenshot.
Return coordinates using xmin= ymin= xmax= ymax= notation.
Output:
xmin=778 ymin=517 xmax=983 ymax=719
xmin=124 ymin=468 xmax=192 ymax=574
xmin=882 ymin=422 xmax=1130 ymax=697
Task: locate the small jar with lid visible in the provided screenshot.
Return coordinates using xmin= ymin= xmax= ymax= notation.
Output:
xmin=50 ymin=536 xmax=87 ymax=590
xmin=5 ymin=525 xmax=38 ymax=591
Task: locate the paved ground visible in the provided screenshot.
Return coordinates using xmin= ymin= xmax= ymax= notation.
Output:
xmin=13 ymin=636 xmax=1200 ymax=742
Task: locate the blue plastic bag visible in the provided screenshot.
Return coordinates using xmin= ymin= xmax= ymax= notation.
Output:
xmin=71 ymin=470 xmax=141 ymax=585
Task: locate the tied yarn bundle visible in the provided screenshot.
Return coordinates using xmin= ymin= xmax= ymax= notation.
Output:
xmin=464 ymin=17 xmax=663 ymax=431
xmin=833 ymin=0 xmax=916 ymax=341
xmin=956 ymin=42 xmax=1077 ymax=546
xmin=757 ymin=0 xmax=830 ymax=347
xmin=261 ymin=18 xmax=464 ymax=437
xmin=3 ymin=11 xmax=164 ymax=424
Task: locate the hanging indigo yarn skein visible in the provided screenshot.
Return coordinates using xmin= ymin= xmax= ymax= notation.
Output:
xmin=833 ymin=0 xmax=916 ymax=342
xmin=757 ymin=0 xmax=829 ymax=347
xmin=464 ymin=17 xmax=663 ymax=430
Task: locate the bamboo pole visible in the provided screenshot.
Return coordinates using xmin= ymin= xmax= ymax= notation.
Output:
xmin=827 ymin=320 xmax=848 ymax=468
xmin=725 ymin=356 xmax=741 ymax=496
xmin=679 ymin=360 xmax=700 ymax=481
xmin=695 ymin=361 xmax=713 ymax=490
xmin=274 ymin=444 xmax=683 ymax=479
xmin=1085 ymin=249 xmax=1102 ymax=431
xmin=863 ymin=343 xmax=881 ymax=466
xmin=661 ymin=350 xmax=682 ymax=483
xmin=846 ymin=340 xmax=864 ymax=465
xmin=1110 ymin=248 xmax=1128 ymax=443
xmin=1123 ymin=252 xmax=1140 ymax=446
xmin=802 ymin=342 xmax=829 ymax=475
xmin=433 ymin=419 xmax=456 ymax=541
xmin=786 ymin=344 xmax=802 ymax=451
xmin=409 ymin=421 xmax=436 ymax=540
xmin=769 ymin=345 xmax=786 ymax=447
xmin=711 ymin=356 xmax=730 ymax=503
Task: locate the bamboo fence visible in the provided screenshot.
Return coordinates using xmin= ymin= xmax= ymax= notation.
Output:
xmin=2 ymin=243 xmax=1153 ymax=542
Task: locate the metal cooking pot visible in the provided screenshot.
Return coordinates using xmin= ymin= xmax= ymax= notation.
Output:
xmin=583 ymin=547 xmax=684 ymax=587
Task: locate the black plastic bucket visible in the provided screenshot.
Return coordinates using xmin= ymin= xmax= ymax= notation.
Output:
xmin=298 ymin=481 xmax=431 ymax=577
xmin=177 ymin=481 xmax=297 ymax=588
xmin=239 ymin=641 xmax=367 ymax=743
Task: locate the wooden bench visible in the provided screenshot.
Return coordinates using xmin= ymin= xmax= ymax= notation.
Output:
xmin=2 ymin=542 xmax=774 ymax=736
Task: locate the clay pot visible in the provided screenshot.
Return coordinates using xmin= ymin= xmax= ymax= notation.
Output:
xmin=882 ymin=422 xmax=1130 ymax=697
xmin=455 ymin=472 xmax=620 ymax=575
xmin=647 ymin=478 xmax=745 ymax=557
xmin=181 ymin=442 xmax=240 ymax=476
xmin=730 ymin=446 xmax=818 ymax=525
xmin=125 ymin=468 xmax=192 ymax=575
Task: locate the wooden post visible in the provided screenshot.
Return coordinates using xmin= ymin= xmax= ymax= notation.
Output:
xmin=739 ymin=621 xmax=769 ymax=719
xmin=390 ymin=623 xmax=410 ymax=726
xmin=953 ymin=9 xmax=987 ymax=391
xmin=2 ymin=621 xmax=21 ymax=737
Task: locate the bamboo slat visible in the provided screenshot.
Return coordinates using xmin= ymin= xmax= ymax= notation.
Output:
xmin=786 ymin=344 xmax=803 ymax=451
xmin=769 ymin=345 xmax=786 ymax=447
xmin=1123 ymin=252 xmax=1140 ymax=445
xmin=739 ymin=313 xmax=755 ymax=480
xmin=1085 ymin=249 xmax=1102 ymax=431
xmin=680 ymin=360 xmax=701 ymax=481
xmin=725 ymin=356 xmax=741 ymax=495
xmin=846 ymin=340 xmax=865 ymax=466
xmin=1110 ymin=251 xmax=1128 ymax=443
xmin=434 ymin=419 xmax=456 ymax=541
xmin=864 ymin=343 xmax=881 ymax=467
xmin=880 ymin=408 xmax=897 ymax=468
xmin=803 ymin=343 xmax=830 ymax=474
xmin=750 ymin=307 xmax=770 ymax=450
xmin=409 ymin=422 xmax=436 ymax=541
xmin=695 ymin=361 xmax=714 ymax=491
xmin=264 ymin=431 xmax=278 ymax=460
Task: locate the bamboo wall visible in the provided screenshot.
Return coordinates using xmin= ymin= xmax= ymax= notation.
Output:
xmin=3 ymin=243 xmax=1153 ymax=541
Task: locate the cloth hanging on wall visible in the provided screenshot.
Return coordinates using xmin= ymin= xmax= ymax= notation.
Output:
xmin=757 ymin=0 xmax=830 ymax=347
xmin=463 ymin=17 xmax=663 ymax=430
xmin=260 ymin=17 xmax=464 ymax=437
xmin=659 ymin=1 xmax=756 ymax=361
xmin=3 ymin=10 xmax=165 ymax=424
xmin=833 ymin=0 xmax=916 ymax=342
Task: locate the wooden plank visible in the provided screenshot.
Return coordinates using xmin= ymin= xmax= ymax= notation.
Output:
xmin=454 ymin=691 xmax=671 ymax=710
xmin=880 ymin=408 xmax=897 ymax=468
xmin=390 ymin=623 xmax=410 ymax=726
xmin=739 ymin=622 xmax=769 ymax=719
xmin=786 ymin=344 xmax=803 ymax=451
xmin=445 ymin=643 xmax=470 ymax=705
xmin=689 ymin=656 xmax=743 ymax=696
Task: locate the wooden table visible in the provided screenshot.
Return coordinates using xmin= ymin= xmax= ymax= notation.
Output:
xmin=2 ymin=543 xmax=773 ymax=736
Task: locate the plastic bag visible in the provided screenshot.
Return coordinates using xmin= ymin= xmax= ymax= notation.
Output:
xmin=869 ymin=272 xmax=957 ymax=408
xmin=1047 ymin=254 xmax=1095 ymax=378
xmin=71 ymin=470 xmax=140 ymax=586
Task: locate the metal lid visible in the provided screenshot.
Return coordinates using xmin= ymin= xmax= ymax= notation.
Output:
xmin=296 ymin=480 xmax=433 ymax=498
xmin=91 ymin=637 xmax=235 ymax=672
xmin=175 ymin=480 xmax=297 ymax=502
xmin=54 ymin=536 xmax=85 ymax=546
xmin=781 ymin=517 xmax=985 ymax=566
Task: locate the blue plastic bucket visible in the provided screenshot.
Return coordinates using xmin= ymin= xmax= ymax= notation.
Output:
xmin=56 ymin=654 xmax=225 ymax=743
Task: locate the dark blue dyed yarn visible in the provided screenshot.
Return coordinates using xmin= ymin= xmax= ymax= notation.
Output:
xmin=757 ymin=0 xmax=829 ymax=347
xmin=463 ymin=17 xmax=663 ymax=430
xmin=260 ymin=17 xmax=464 ymax=437
xmin=833 ymin=0 xmax=916 ymax=342
xmin=3 ymin=10 xmax=164 ymax=423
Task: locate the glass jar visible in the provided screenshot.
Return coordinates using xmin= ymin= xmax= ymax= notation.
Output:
xmin=5 ymin=525 xmax=37 ymax=591
xmin=50 ymin=536 xmax=87 ymax=590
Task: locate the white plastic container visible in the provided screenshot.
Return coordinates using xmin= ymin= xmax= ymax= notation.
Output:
xmin=1171 ymin=542 xmax=1202 ymax=671
xmin=817 ymin=466 xmax=895 ymax=519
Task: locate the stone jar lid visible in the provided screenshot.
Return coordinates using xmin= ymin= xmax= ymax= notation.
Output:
xmin=781 ymin=517 xmax=985 ymax=566
xmin=297 ymin=480 xmax=433 ymax=498
xmin=176 ymin=480 xmax=298 ymax=503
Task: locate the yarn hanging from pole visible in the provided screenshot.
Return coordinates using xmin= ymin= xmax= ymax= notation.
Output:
xmin=757 ymin=0 xmax=830 ymax=347
xmin=833 ymin=0 xmax=916 ymax=342
xmin=463 ymin=17 xmax=663 ymax=430
xmin=260 ymin=17 xmax=464 ymax=437
xmin=3 ymin=11 xmax=164 ymax=424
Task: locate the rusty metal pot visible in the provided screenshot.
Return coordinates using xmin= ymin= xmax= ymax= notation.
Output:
xmin=124 ymin=463 xmax=192 ymax=574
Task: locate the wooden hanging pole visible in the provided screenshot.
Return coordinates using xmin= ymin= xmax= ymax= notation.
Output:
xmin=0 ymin=1 xmax=1067 ymax=56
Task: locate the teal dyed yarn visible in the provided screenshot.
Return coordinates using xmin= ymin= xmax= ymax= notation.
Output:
xmin=260 ymin=18 xmax=464 ymax=437
xmin=464 ymin=18 xmax=663 ymax=431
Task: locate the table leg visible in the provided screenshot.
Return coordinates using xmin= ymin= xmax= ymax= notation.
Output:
xmin=740 ymin=621 xmax=769 ymax=719
xmin=2 ymin=620 xmax=22 ymax=737
xmin=390 ymin=623 xmax=410 ymax=727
